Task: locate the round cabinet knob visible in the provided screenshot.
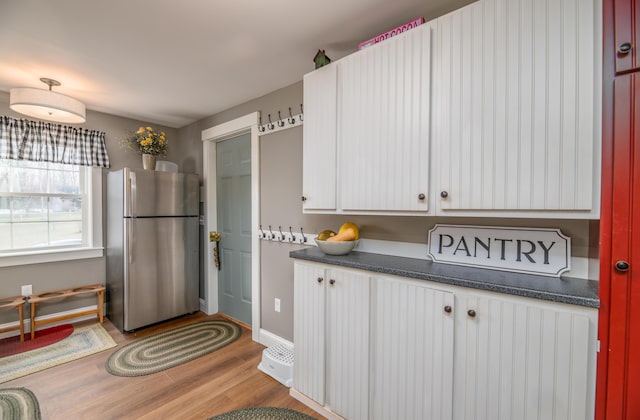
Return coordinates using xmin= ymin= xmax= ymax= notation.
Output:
xmin=317 ymin=277 xmax=324 ymax=283
xmin=301 ymin=196 xmax=307 ymax=202
xmin=467 ymin=309 xmax=477 ymax=318
xmin=418 ymin=193 xmax=426 ymax=200
xmin=440 ymin=191 xmax=449 ymax=199
xmin=615 ymin=261 xmax=630 ymax=272
xmin=443 ymin=305 xmax=452 ymax=313
xmin=618 ymin=42 xmax=633 ymax=55
xmin=329 ymin=279 xmax=336 ymax=285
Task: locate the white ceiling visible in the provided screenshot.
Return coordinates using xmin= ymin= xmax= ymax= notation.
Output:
xmin=0 ymin=0 xmax=473 ymax=128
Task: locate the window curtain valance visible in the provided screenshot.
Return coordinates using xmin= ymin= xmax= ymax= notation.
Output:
xmin=0 ymin=116 xmax=110 ymax=167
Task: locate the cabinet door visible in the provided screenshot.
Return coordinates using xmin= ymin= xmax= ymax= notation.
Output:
xmin=435 ymin=0 xmax=599 ymax=215
xmin=604 ymin=73 xmax=640 ymax=418
xmin=293 ymin=262 xmax=326 ymax=405
xmin=325 ymin=268 xmax=370 ymax=420
xmin=454 ymin=295 xmax=594 ymax=420
xmin=614 ymin=0 xmax=640 ymax=73
xmin=302 ymin=63 xmax=337 ymax=212
xmin=370 ymin=276 xmax=455 ymax=420
xmin=339 ymin=25 xmax=431 ymax=213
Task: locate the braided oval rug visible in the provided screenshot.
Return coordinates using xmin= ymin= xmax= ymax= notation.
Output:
xmin=0 ymin=388 xmax=41 ymax=420
xmin=209 ymin=407 xmax=317 ymax=420
xmin=106 ymin=320 xmax=241 ymax=377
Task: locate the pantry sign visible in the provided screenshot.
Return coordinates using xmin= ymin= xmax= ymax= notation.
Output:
xmin=427 ymin=225 xmax=571 ymax=277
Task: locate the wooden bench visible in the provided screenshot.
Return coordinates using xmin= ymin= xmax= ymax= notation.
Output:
xmin=29 ymin=284 xmax=105 ymax=340
xmin=0 ymin=295 xmax=26 ymax=342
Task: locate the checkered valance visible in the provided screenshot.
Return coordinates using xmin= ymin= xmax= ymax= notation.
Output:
xmin=0 ymin=116 xmax=110 ymax=167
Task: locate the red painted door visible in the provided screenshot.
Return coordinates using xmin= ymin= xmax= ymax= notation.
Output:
xmin=614 ymin=0 xmax=640 ymax=73
xmin=601 ymin=72 xmax=640 ymax=419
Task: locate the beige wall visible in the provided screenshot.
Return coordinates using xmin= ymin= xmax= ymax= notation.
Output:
xmin=176 ymin=82 xmax=598 ymax=342
xmin=0 ymin=91 xmax=180 ymax=322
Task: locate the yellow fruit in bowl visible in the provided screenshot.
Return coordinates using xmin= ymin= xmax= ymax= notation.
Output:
xmin=317 ymin=229 xmax=337 ymax=241
xmin=327 ymin=222 xmax=359 ymax=242
xmin=338 ymin=222 xmax=359 ymax=240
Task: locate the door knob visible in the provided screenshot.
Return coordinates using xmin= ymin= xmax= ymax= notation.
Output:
xmin=467 ymin=309 xmax=477 ymax=318
xmin=329 ymin=279 xmax=336 ymax=285
xmin=317 ymin=277 xmax=324 ymax=283
xmin=440 ymin=191 xmax=449 ymax=198
xmin=615 ymin=261 xmax=630 ymax=272
xmin=618 ymin=42 xmax=633 ymax=55
xmin=418 ymin=193 xmax=426 ymax=200
xmin=443 ymin=305 xmax=452 ymax=313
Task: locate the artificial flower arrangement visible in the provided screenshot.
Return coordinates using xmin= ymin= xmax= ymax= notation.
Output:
xmin=123 ymin=126 xmax=168 ymax=156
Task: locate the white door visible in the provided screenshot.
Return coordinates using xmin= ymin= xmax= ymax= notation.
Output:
xmin=293 ymin=261 xmax=326 ymax=405
xmin=302 ymin=63 xmax=338 ymax=212
xmin=370 ymin=275 xmax=455 ymax=420
xmin=216 ymin=133 xmax=252 ymax=324
xmin=434 ymin=0 xmax=598 ymax=214
xmin=339 ymin=25 xmax=431 ymax=212
xmin=325 ymin=268 xmax=370 ymax=420
xmin=454 ymin=294 xmax=592 ymax=420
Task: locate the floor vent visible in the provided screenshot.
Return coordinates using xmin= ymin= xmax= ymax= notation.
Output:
xmin=257 ymin=344 xmax=294 ymax=387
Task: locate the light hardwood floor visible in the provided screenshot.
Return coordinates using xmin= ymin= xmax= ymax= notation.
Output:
xmin=3 ymin=312 xmax=321 ymax=420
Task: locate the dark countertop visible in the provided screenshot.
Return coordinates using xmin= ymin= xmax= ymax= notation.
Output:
xmin=290 ymin=247 xmax=599 ymax=308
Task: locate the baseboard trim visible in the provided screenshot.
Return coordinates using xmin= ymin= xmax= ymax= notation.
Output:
xmin=0 ymin=305 xmax=99 ymax=340
xmin=289 ymin=388 xmax=344 ymax=420
xmin=258 ymin=328 xmax=293 ymax=349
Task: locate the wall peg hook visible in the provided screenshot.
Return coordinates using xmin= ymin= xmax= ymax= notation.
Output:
xmin=267 ymin=114 xmax=274 ymax=130
xmin=300 ymin=227 xmax=306 ymax=243
xmin=288 ymin=107 xmax=296 ymax=124
xmin=277 ymin=111 xmax=285 ymax=127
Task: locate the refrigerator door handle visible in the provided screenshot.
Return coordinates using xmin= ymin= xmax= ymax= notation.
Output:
xmin=128 ymin=172 xmax=136 ymax=264
xmin=128 ymin=219 xmax=135 ymax=264
xmin=129 ymin=172 xmax=137 ymax=218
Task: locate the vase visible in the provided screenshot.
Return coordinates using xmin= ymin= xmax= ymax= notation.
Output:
xmin=142 ymin=154 xmax=157 ymax=170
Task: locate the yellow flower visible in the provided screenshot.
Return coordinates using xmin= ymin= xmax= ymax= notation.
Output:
xmin=123 ymin=126 xmax=168 ymax=157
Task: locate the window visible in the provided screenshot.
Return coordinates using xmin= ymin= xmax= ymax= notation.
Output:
xmin=0 ymin=159 xmax=103 ymax=266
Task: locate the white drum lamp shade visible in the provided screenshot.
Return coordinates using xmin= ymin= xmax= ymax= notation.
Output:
xmin=9 ymin=78 xmax=86 ymax=124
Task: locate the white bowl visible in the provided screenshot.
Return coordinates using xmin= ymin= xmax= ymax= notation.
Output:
xmin=315 ymin=238 xmax=358 ymax=255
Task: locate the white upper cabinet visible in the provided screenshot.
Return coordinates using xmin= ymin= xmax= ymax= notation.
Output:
xmin=339 ymin=25 xmax=431 ymax=213
xmin=302 ymin=63 xmax=338 ymax=212
xmin=302 ymin=23 xmax=432 ymax=215
xmin=433 ymin=0 xmax=601 ymax=218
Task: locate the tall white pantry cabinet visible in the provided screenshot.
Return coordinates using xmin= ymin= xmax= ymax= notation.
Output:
xmin=302 ymin=0 xmax=601 ymax=218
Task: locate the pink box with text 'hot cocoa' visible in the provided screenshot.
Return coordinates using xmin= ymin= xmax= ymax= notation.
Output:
xmin=357 ymin=17 xmax=425 ymax=50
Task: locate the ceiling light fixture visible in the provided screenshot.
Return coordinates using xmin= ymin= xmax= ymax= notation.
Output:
xmin=10 ymin=77 xmax=86 ymax=123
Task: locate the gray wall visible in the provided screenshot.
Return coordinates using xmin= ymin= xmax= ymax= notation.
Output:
xmin=0 ymin=91 xmax=180 ymax=322
xmin=175 ymin=82 xmax=598 ymax=342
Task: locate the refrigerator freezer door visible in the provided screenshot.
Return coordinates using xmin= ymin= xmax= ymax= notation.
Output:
xmin=123 ymin=168 xmax=199 ymax=217
xmin=123 ymin=216 xmax=199 ymax=331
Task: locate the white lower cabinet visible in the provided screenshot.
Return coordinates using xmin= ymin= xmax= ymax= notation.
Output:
xmin=293 ymin=261 xmax=370 ymax=420
xmin=454 ymin=294 xmax=594 ymax=420
xmin=369 ymin=275 xmax=455 ymax=420
xmin=292 ymin=261 xmax=597 ymax=420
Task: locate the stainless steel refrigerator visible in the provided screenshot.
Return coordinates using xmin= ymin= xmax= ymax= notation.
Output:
xmin=106 ymin=168 xmax=200 ymax=332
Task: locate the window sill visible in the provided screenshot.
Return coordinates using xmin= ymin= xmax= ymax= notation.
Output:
xmin=0 ymin=247 xmax=104 ymax=268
